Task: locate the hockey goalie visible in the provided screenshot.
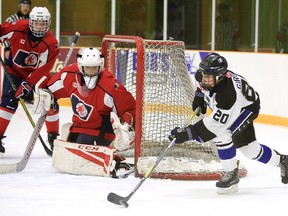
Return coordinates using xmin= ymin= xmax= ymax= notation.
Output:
xmin=32 ymin=47 xmax=136 ymax=178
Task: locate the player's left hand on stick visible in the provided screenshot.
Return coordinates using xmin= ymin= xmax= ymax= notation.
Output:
xmin=169 ymin=125 xmax=194 ymax=143
xmin=15 ymin=81 xmax=32 ymax=99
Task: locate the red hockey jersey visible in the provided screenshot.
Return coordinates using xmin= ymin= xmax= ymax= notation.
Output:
xmin=47 ymin=63 xmax=136 ymax=141
xmin=0 ymin=20 xmax=59 ymax=86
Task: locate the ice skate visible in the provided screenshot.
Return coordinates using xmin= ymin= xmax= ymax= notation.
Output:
xmin=112 ymin=162 xmax=134 ymax=179
xmin=47 ymin=133 xmax=59 ymax=151
xmin=278 ymin=153 xmax=288 ymax=184
xmin=216 ymin=167 xmax=239 ymax=194
xmin=0 ymin=136 xmax=6 ymax=159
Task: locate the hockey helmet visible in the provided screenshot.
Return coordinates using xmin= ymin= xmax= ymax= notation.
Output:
xmin=29 ymin=6 xmax=51 ymax=37
xmin=198 ymin=52 xmax=228 ymax=90
xmin=77 ymin=48 xmax=104 ymax=89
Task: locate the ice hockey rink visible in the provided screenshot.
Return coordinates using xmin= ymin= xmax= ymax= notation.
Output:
xmin=1 ymin=105 xmax=288 ymax=216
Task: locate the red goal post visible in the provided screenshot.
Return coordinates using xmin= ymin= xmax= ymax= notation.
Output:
xmin=101 ymin=35 xmax=247 ymax=180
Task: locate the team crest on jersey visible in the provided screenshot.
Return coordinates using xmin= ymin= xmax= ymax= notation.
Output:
xmin=24 ymin=54 xmax=38 ymax=65
xmin=14 ymin=50 xmax=38 ymax=68
xmin=71 ymin=94 xmax=93 ymax=121
xmin=76 ymin=103 xmax=88 ymax=118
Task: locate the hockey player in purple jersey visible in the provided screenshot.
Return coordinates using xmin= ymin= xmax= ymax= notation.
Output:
xmin=170 ymin=52 xmax=288 ymax=194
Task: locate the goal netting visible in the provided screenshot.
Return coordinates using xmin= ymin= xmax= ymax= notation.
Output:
xmin=101 ymin=35 xmax=247 ymax=180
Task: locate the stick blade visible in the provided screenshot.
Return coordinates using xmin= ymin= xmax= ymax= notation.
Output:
xmin=0 ymin=164 xmax=17 ymax=174
xmin=107 ymin=192 xmax=129 ymax=208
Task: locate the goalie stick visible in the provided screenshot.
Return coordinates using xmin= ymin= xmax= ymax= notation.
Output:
xmin=107 ymin=107 xmax=200 ymax=208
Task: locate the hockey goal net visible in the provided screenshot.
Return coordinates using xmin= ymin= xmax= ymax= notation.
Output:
xmin=101 ymin=35 xmax=247 ymax=180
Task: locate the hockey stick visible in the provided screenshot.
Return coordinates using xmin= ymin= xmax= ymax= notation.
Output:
xmin=0 ymin=32 xmax=80 ymax=157
xmin=0 ymin=57 xmax=52 ymax=157
xmin=107 ymin=107 xmax=200 ymax=208
xmin=0 ymin=109 xmax=48 ymax=174
xmin=63 ymin=32 xmax=80 ymax=66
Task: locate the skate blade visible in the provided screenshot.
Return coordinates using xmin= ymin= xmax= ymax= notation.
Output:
xmin=217 ymin=184 xmax=238 ymax=194
xmin=0 ymin=152 xmax=3 ymax=159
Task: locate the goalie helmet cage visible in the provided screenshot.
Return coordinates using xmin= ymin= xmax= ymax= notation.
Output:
xmin=101 ymin=35 xmax=247 ymax=180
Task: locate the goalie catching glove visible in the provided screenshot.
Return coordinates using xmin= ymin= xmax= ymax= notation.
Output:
xmin=110 ymin=112 xmax=135 ymax=151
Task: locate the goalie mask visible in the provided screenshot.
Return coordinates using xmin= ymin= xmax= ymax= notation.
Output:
xmin=77 ymin=48 xmax=104 ymax=89
xmin=197 ymin=52 xmax=228 ymax=90
xmin=29 ymin=7 xmax=51 ymax=37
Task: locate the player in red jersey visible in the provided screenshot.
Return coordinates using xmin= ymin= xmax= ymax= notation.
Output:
xmin=33 ymin=47 xmax=136 ymax=151
xmin=32 ymin=48 xmax=136 ymax=177
xmin=0 ymin=6 xmax=60 ymax=157
xmin=4 ymin=0 xmax=34 ymax=104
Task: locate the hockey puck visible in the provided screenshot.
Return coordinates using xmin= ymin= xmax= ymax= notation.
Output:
xmin=119 ymin=200 xmax=129 ymax=208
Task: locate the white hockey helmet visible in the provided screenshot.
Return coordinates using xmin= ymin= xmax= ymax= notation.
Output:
xmin=77 ymin=48 xmax=104 ymax=89
xmin=29 ymin=6 xmax=51 ymax=37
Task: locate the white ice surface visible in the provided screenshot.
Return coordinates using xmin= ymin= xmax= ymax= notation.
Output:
xmin=1 ymin=105 xmax=288 ymax=216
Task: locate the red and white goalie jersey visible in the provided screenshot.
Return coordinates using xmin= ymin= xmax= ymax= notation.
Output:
xmin=47 ymin=63 xmax=136 ymax=142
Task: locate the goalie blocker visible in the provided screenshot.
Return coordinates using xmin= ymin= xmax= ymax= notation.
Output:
xmin=52 ymin=112 xmax=135 ymax=178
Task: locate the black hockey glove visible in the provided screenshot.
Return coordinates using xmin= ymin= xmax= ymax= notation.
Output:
xmin=169 ymin=125 xmax=194 ymax=143
xmin=192 ymin=87 xmax=207 ymax=116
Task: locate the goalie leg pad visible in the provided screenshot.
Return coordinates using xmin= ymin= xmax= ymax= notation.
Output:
xmin=52 ymin=139 xmax=117 ymax=177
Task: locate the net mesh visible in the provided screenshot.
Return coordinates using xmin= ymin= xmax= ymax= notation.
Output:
xmin=102 ymin=36 xmax=247 ymax=180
